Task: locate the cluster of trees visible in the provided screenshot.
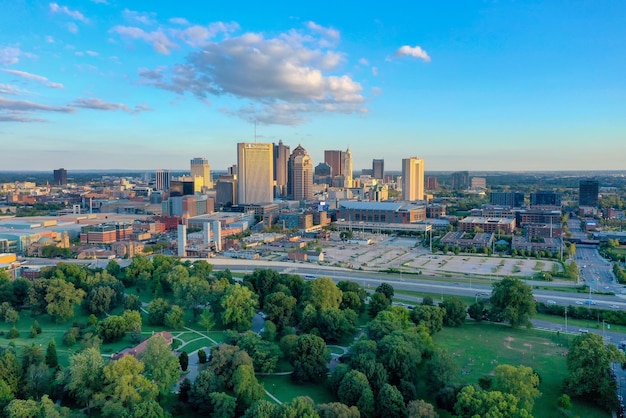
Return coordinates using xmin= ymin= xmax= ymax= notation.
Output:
xmin=467 ymin=278 xmax=537 ymax=328
xmin=599 ymin=241 xmax=626 ymax=263
xmin=537 ymin=301 xmax=626 ymax=326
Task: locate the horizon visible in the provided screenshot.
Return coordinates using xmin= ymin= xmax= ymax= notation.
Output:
xmin=1 ymin=1 xmax=625 ymax=171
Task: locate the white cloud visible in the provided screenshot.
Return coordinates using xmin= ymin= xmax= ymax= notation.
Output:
xmin=306 ymin=21 xmax=340 ymax=40
xmin=0 ymin=96 xmax=73 ymax=112
xmin=111 ymin=26 xmax=177 ymax=54
xmin=0 ymin=46 xmax=21 ymax=65
xmin=358 ymin=58 xmax=369 ymax=66
xmin=371 ymin=86 xmax=383 ymax=96
xmin=123 ymin=9 xmax=156 ymax=25
xmin=173 ymin=21 xmax=240 ymax=47
xmin=67 ymin=22 xmax=78 ymax=33
xmin=45 ymin=36 xmax=55 ymax=43
xmin=0 ymin=84 xmax=24 ymax=95
xmin=0 ymin=69 xmax=64 ymax=89
xmin=139 ymin=28 xmax=366 ymax=125
xmin=49 ymin=3 xmax=88 ymax=22
xmin=0 ymin=112 xmax=48 ymax=123
xmin=86 ymin=50 xmax=99 ymax=56
xmin=90 ymin=0 xmax=109 ymax=4
xmin=69 ymin=97 xmax=149 ymax=114
xmin=169 ymin=17 xmax=190 ymax=26
xmin=393 ymin=45 xmax=431 ymax=61
xmin=371 ymin=66 xmax=378 ymax=76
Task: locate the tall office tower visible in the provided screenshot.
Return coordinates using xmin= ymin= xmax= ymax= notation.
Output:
xmin=274 ymin=140 xmax=290 ymax=197
xmin=288 ymin=145 xmax=313 ymax=200
xmin=401 ymin=157 xmax=425 ymax=201
xmin=190 ymin=157 xmax=212 ymax=190
xmin=53 ymin=168 xmax=67 ymax=185
xmin=342 ymin=147 xmax=353 ymax=187
xmin=155 ymin=169 xmax=172 ymax=191
xmin=314 ymin=162 xmax=332 ymax=185
xmin=579 ymin=179 xmax=599 ymax=207
xmin=490 ymin=192 xmax=525 ymax=207
xmin=372 ymin=159 xmax=385 ymax=180
xmin=216 ymin=174 xmax=237 ymax=207
xmin=425 ymin=177 xmax=439 ymax=190
xmin=237 ymin=142 xmax=273 ymax=204
xmin=450 ymin=171 xmax=469 ymax=190
xmin=530 ymin=190 xmax=562 ymax=207
xmin=324 ymin=150 xmax=343 ymax=178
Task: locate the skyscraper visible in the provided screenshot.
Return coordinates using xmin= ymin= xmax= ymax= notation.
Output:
xmin=237 ymin=142 xmax=273 ymax=204
xmin=342 ymin=147 xmax=353 ymax=188
xmin=274 ymin=140 xmax=290 ymax=197
xmin=579 ymin=179 xmax=599 ymax=207
xmin=401 ymin=157 xmax=425 ymax=201
xmin=155 ymin=169 xmax=171 ymax=191
xmin=372 ymin=159 xmax=384 ymax=180
xmin=53 ymin=168 xmax=67 ymax=186
xmin=324 ymin=150 xmax=342 ymax=178
xmin=450 ymin=171 xmax=469 ymax=190
xmin=288 ymin=145 xmax=313 ymax=201
xmin=190 ymin=157 xmax=212 ymax=190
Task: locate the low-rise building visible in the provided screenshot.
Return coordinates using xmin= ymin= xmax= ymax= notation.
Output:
xmin=440 ymin=231 xmax=494 ymax=251
xmin=458 ymin=217 xmax=516 ymax=234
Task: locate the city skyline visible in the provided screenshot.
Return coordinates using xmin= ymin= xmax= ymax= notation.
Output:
xmin=1 ymin=1 xmax=625 ymax=171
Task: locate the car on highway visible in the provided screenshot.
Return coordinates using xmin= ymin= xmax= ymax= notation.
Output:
xmin=585 ymin=300 xmax=596 ymax=306
xmin=611 ymin=305 xmax=620 ymax=309
xmin=578 ymin=328 xmax=589 ymax=333
xmin=547 ymin=300 xmax=557 ymax=305
xmin=576 ymin=300 xmax=584 ymax=305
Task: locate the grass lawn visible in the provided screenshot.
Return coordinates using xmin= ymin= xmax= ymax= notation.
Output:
xmin=433 ymin=322 xmax=610 ymax=418
xmin=258 ymin=375 xmax=335 ymax=405
xmin=535 ymin=312 xmax=626 ymax=334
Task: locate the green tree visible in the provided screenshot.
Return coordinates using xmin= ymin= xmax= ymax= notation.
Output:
xmin=410 ymin=305 xmax=445 ymax=334
xmin=147 ymin=297 xmax=170 ymax=325
xmin=127 ymin=400 xmax=166 ymax=418
xmin=440 ymin=296 xmax=466 ymax=327
xmin=221 ymin=283 xmax=258 ymax=331
xmin=376 ymin=282 xmax=395 ymax=300
xmin=368 ymin=292 xmax=391 ymax=319
xmin=5 ymin=395 xmax=70 ymax=418
xmin=139 ymin=334 xmax=182 ymax=397
xmin=95 ymin=355 xmax=158 ymax=417
xmin=467 ymin=301 xmax=486 ymax=322
xmin=377 ymin=383 xmax=407 ymax=418
xmin=490 ymin=278 xmax=536 ymax=327
xmin=97 ymin=315 xmax=128 ymax=343
xmin=105 ymin=259 xmax=122 ymax=278
xmin=566 ymin=332 xmax=624 ymax=410
xmin=44 ymin=278 xmax=86 ymax=322
xmin=86 ymin=286 xmax=116 ymax=315
xmin=65 ymin=347 xmax=105 ymax=413
xmin=264 ymin=291 xmax=297 ymax=329
xmin=338 ymin=369 xmax=375 ymax=417
xmin=198 ymin=348 xmax=207 ymax=364
xmin=425 ymin=349 xmax=459 ymax=392
xmin=233 ymin=364 xmax=265 ymax=411
xmin=407 ymin=399 xmax=439 ymax=418
xmin=23 ymin=363 xmax=51 ymax=400
xmin=45 ymin=339 xmax=58 ymax=368
xmin=379 ymin=331 xmax=427 ymax=384
xmin=210 ymin=392 xmax=237 ymax=418
xmin=304 ymin=277 xmax=343 ymax=311
xmin=454 ymin=385 xmax=531 ymax=418
xmin=0 ymin=379 xmax=14 ymax=413
xmin=198 ymin=307 xmax=216 ymax=333
xmin=316 ymin=402 xmax=360 ymax=418
xmin=190 ymin=369 xmax=222 ymax=413
xmin=317 ymin=307 xmax=357 ymax=342
xmin=291 ymin=334 xmax=330 ymax=383
xmin=207 ymin=344 xmax=254 ymax=390
xmin=493 ymin=364 xmax=541 ymax=411
xmin=174 ymin=275 xmax=212 ymax=319
xmin=0 ymin=349 xmax=20 ymax=395
xmin=179 ymin=351 xmax=189 ymax=371
xmin=165 ymin=304 xmax=185 ymax=329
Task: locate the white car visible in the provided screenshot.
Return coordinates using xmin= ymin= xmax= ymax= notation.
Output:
xmin=611 ymin=305 xmax=620 ymax=309
xmin=547 ymin=300 xmax=557 ymax=305
xmin=575 ymin=300 xmax=584 ymax=305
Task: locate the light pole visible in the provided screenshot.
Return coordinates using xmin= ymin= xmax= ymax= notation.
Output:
xmin=565 ymin=306 xmax=568 ymax=333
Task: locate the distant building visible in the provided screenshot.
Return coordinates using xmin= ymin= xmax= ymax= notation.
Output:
xmin=190 ymin=157 xmax=212 ymax=190
xmin=450 ymin=171 xmax=469 ymax=190
xmin=458 ymin=216 xmax=516 ymax=234
xmin=80 ymin=222 xmax=133 ymax=244
xmin=169 ymin=179 xmax=195 ymax=197
xmin=402 ymin=157 xmax=425 ymax=201
xmin=372 ymin=159 xmax=384 ymax=180
xmin=216 ymin=174 xmax=237 ymax=207
xmin=530 ymin=190 xmax=561 ymax=207
xmin=425 ymin=177 xmax=439 ymax=190
xmin=579 ymin=179 xmax=599 ymax=207
xmin=155 ymin=169 xmax=171 ymax=191
xmin=313 ymin=162 xmax=332 ymax=185
xmin=490 ymin=192 xmax=525 ymax=207
xmin=324 ymin=150 xmax=343 ymax=179
xmin=338 ymin=201 xmax=426 ymax=224
xmin=237 ymin=142 xmax=273 ymax=204
xmin=342 ymin=148 xmax=353 ymax=188
xmin=274 ymin=140 xmax=290 ymax=197
xmin=471 ymin=177 xmax=487 ymax=189
xmin=53 ymin=168 xmax=67 ymax=186
xmin=440 ymin=231 xmax=494 ymax=251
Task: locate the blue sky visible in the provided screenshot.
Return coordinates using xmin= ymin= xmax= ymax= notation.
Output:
xmin=1 ymin=0 xmax=625 ymax=172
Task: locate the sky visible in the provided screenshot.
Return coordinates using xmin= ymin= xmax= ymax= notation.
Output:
xmin=1 ymin=0 xmax=625 ymax=172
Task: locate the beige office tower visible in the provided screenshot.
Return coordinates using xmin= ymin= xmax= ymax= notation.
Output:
xmin=342 ymin=147 xmax=353 ymax=188
xmin=190 ymin=157 xmax=212 ymax=191
xmin=402 ymin=157 xmax=425 ymax=201
xmin=237 ymin=143 xmax=274 ymax=204
xmin=289 ymin=145 xmax=313 ymax=200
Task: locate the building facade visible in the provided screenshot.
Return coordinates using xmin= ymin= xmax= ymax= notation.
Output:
xmin=401 ymin=157 xmax=425 ymax=201
xmin=190 ymin=157 xmax=212 ymax=190
xmin=274 ymin=140 xmax=290 ymax=197
xmin=288 ymin=145 xmax=313 ymax=201
xmin=579 ymin=179 xmax=599 ymax=207
xmin=53 ymin=168 xmax=67 ymax=186
xmin=372 ymin=159 xmax=384 ymax=180
xmin=237 ymin=142 xmax=274 ymax=204
xmin=155 ymin=169 xmax=171 ymax=191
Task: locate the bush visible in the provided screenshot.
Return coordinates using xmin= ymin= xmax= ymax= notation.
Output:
xmin=63 ymin=327 xmax=80 ymax=346
xmin=7 ymin=326 xmax=19 ymax=339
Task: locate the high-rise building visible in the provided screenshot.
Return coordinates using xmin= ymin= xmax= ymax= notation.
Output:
xmin=53 ymin=168 xmax=67 ymax=186
xmin=372 ymin=159 xmax=384 ymax=180
xmin=288 ymin=145 xmax=313 ymax=201
xmin=530 ymin=190 xmax=561 ymax=207
xmin=274 ymin=140 xmax=290 ymax=197
xmin=237 ymin=142 xmax=273 ymax=204
xmin=402 ymin=157 xmax=425 ymax=201
xmin=190 ymin=157 xmax=212 ymax=190
xmin=155 ymin=169 xmax=172 ymax=191
xmin=216 ymin=174 xmax=237 ymax=207
xmin=450 ymin=171 xmax=469 ymax=190
xmin=324 ymin=150 xmax=342 ymax=178
xmin=425 ymin=177 xmax=439 ymax=190
xmin=579 ymin=179 xmax=599 ymax=207
xmin=342 ymin=147 xmax=353 ymax=188
xmin=490 ymin=192 xmax=525 ymax=207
